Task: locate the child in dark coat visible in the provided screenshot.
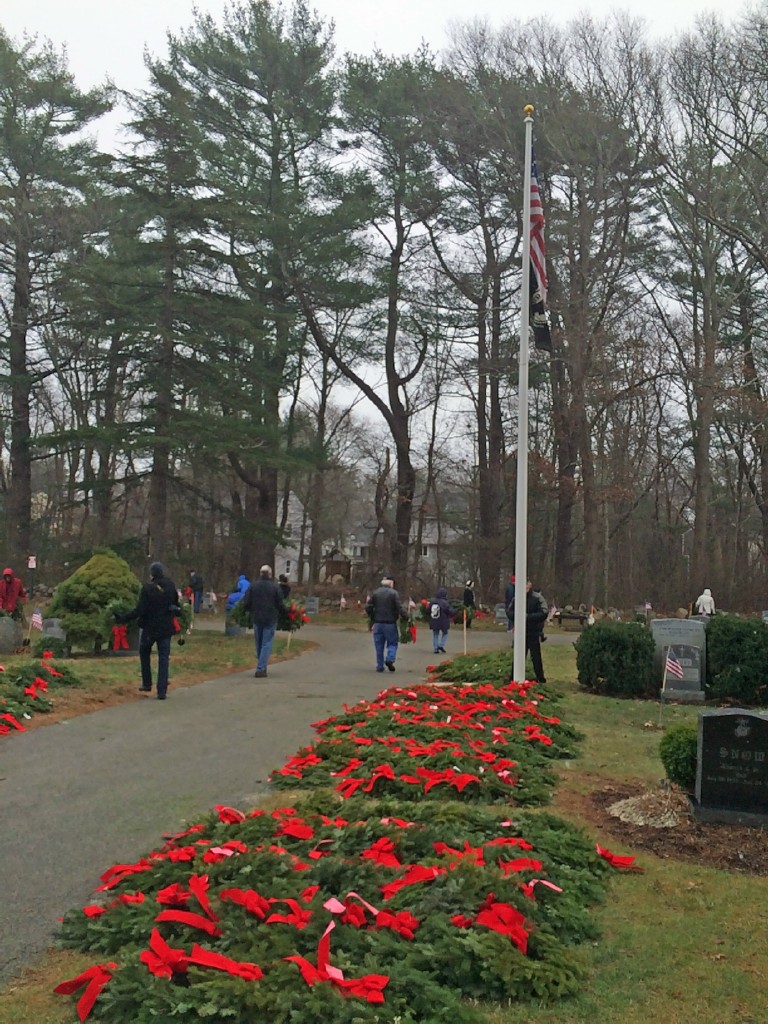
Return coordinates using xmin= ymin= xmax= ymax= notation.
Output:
xmin=429 ymin=587 xmax=455 ymax=654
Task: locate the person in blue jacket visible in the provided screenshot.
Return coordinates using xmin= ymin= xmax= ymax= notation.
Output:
xmin=225 ymin=574 xmax=250 ymax=614
xmin=428 ymin=586 xmax=455 ymax=654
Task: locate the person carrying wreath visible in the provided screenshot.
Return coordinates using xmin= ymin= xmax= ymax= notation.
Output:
xmin=242 ymin=565 xmax=285 ymax=678
xmin=365 ymin=576 xmax=407 ymax=672
xmin=116 ymin=562 xmax=179 ymax=700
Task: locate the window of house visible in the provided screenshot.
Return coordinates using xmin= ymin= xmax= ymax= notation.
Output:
xmin=422 ymin=545 xmax=429 ymax=557
xmin=285 ymin=560 xmax=291 ymax=574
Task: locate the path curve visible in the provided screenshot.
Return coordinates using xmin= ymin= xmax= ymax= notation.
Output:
xmin=0 ymin=623 xmax=516 ymax=984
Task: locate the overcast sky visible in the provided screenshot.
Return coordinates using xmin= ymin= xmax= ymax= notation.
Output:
xmin=2 ymin=0 xmax=745 ymax=94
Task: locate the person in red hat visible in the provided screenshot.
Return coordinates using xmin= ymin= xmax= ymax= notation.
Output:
xmin=0 ymin=568 xmax=27 ymax=618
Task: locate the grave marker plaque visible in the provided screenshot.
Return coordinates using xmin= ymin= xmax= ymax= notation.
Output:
xmin=651 ymin=618 xmax=706 ymax=703
xmin=304 ymin=596 xmax=320 ymax=616
xmin=694 ymin=709 xmax=768 ymax=825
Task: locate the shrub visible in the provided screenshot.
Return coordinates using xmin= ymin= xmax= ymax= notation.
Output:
xmin=706 ymin=614 xmax=768 ymax=705
xmin=575 ymin=620 xmax=655 ymax=698
xmin=659 ymin=721 xmax=698 ymax=791
xmin=48 ymin=550 xmax=141 ymax=653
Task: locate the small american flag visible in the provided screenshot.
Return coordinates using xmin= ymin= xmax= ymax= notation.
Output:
xmin=31 ymin=607 xmax=43 ymax=631
xmin=665 ymin=649 xmax=685 ymax=680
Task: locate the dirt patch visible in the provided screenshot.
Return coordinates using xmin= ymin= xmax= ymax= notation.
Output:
xmin=584 ymin=781 xmax=768 ymax=876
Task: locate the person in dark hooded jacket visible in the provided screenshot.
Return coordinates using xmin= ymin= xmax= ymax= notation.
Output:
xmin=428 ymin=587 xmax=455 ymax=654
xmin=117 ymin=561 xmax=179 ymax=700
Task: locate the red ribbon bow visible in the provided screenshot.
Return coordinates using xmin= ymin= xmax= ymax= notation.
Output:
xmin=111 ymin=624 xmax=129 ymax=650
xmin=54 ymin=962 xmax=117 ymax=1021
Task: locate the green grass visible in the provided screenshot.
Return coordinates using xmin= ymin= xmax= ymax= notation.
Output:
xmin=3 ymin=639 xmax=766 ymax=1024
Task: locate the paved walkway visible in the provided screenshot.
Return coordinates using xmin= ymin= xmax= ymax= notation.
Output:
xmin=0 ymin=623 xmax=518 ymax=984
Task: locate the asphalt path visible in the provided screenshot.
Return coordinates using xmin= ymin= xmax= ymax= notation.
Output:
xmin=0 ymin=621 xmax=550 ymax=985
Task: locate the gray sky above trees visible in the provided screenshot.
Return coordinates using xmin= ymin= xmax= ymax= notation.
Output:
xmin=3 ymin=0 xmax=743 ymax=95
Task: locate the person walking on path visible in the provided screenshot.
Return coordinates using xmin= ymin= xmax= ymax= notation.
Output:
xmin=277 ymin=574 xmax=291 ymax=601
xmin=188 ymin=570 xmax=205 ymax=613
xmin=695 ymin=588 xmax=716 ymax=616
xmin=0 ymin=567 xmax=27 ymax=619
xmin=365 ymin=576 xmax=407 ymax=672
xmin=463 ymin=580 xmax=476 ymax=627
xmin=117 ymin=562 xmax=179 ymax=700
xmin=428 ymin=586 xmax=455 ymax=654
xmin=510 ymin=580 xmax=548 ymax=684
xmin=242 ymin=566 xmax=285 ymax=678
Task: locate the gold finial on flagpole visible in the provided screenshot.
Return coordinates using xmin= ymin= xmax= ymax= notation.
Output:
xmin=524 ymin=104 xmax=535 ymax=117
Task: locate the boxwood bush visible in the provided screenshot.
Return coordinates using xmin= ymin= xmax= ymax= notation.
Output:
xmin=575 ymin=620 xmax=655 ymax=698
xmin=706 ymin=614 xmax=768 ymax=705
xmin=659 ymin=721 xmax=698 ymax=791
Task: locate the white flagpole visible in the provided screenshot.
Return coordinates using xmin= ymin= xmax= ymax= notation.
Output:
xmin=512 ymin=106 xmax=535 ymax=683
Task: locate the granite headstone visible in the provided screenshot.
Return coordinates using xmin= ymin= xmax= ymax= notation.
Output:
xmin=694 ymin=709 xmax=768 ymax=825
xmin=304 ymin=596 xmax=320 ymax=616
xmin=651 ymin=618 xmax=706 ymax=702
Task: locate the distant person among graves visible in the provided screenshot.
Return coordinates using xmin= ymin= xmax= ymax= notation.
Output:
xmin=242 ymin=565 xmax=285 ymax=678
xmin=116 ymin=562 xmax=179 ymax=700
xmin=365 ymin=576 xmax=407 ymax=672
xmin=0 ymin=567 xmax=26 ymax=619
xmin=509 ymin=580 xmax=548 ymax=685
xmin=277 ymin=574 xmax=291 ymax=601
xmin=428 ymin=586 xmax=455 ymax=654
xmin=188 ymin=570 xmax=205 ymax=613
xmin=695 ymin=588 xmax=716 ymax=616
xmin=463 ymin=580 xmax=476 ymax=627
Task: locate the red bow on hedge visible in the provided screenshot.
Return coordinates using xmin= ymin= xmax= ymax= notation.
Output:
xmin=111 ymin=625 xmax=129 ymax=650
xmin=54 ymin=962 xmax=117 ymax=1022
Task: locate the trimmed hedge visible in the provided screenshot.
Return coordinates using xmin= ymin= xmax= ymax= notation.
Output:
xmin=575 ymin=621 xmax=656 ymax=698
xmin=706 ymin=614 xmax=768 ymax=706
xmin=658 ymin=722 xmax=698 ymax=791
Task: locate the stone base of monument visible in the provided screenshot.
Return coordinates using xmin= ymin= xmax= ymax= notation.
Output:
xmin=661 ymin=687 xmax=705 ymax=704
xmin=690 ymin=800 xmax=768 ymax=827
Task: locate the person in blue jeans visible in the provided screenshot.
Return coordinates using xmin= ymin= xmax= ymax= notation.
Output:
xmin=116 ymin=561 xmax=179 ymax=700
xmin=365 ymin=577 xmax=407 ymax=672
xmin=242 ymin=565 xmax=285 ymax=677
xmin=428 ymin=586 xmax=455 ymax=654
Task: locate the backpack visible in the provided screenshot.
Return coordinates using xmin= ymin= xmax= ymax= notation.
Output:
xmin=430 ymin=602 xmax=441 ymax=621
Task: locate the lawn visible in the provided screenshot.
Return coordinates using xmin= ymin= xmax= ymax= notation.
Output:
xmin=1 ymin=640 xmax=764 ymax=1024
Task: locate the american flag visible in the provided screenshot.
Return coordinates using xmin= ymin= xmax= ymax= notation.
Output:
xmin=529 ymin=148 xmax=551 ymax=352
xmin=665 ymin=649 xmax=685 ymax=680
xmin=31 ymin=607 xmax=43 ymax=630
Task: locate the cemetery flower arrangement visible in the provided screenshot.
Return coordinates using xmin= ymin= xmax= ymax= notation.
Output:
xmin=0 ymin=651 xmax=80 ymax=738
xmin=278 ymin=600 xmax=311 ymax=632
xmin=398 ymin=613 xmax=417 ymax=644
xmin=52 ymin=670 xmax=638 ymax=1023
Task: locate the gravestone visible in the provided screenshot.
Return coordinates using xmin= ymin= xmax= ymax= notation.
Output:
xmin=494 ymin=603 xmax=508 ymax=624
xmin=0 ymin=617 xmax=22 ymax=652
xmin=42 ymin=617 xmax=67 ymax=641
xmin=304 ymin=596 xmax=320 ymax=616
xmin=694 ymin=709 xmax=768 ymax=825
xmin=651 ymin=618 xmax=707 ymax=703
xmin=762 ymin=610 xmax=768 ymax=625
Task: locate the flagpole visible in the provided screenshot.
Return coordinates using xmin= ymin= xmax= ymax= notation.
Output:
xmin=512 ymin=105 xmax=535 ymax=683
xmin=658 ymin=645 xmax=670 ymax=727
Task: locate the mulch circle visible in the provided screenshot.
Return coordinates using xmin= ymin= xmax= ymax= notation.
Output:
xmin=589 ymin=782 xmax=768 ymax=876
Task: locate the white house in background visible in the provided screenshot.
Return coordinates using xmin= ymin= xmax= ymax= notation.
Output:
xmin=274 ymin=492 xmax=310 ymax=582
